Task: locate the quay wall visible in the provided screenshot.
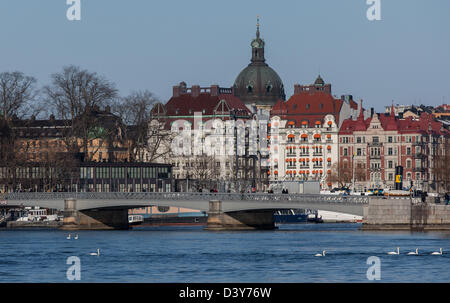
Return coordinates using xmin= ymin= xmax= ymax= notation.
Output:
xmin=362 ymin=198 xmax=450 ymax=230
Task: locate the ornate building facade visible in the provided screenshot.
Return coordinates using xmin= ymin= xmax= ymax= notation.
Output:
xmin=267 ymin=76 xmax=367 ymax=190
xmin=338 ymin=106 xmax=449 ymax=192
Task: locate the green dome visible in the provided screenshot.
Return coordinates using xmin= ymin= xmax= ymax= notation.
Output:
xmin=233 ymin=21 xmax=285 ymax=108
xmin=234 ymin=63 xmax=285 ymax=107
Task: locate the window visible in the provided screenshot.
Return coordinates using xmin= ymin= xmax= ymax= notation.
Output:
xmin=356 ymin=137 xmax=362 ymax=143
xmin=388 ymin=161 xmax=393 ymax=169
xmin=357 ymin=148 xmax=362 ymax=156
xmin=343 ymin=148 xmax=348 ymax=156
xmin=406 ymin=147 xmax=411 ymax=155
xmin=373 ymin=136 xmax=379 ymax=143
xmin=388 ymin=136 xmax=393 ymax=143
xmin=406 ymin=160 xmax=412 ymax=168
xmin=306 ymin=104 xmax=310 ymax=109
xmin=342 ymin=137 xmax=349 ymax=144
xmin=388 ymin=148 xmax=393 ymax=156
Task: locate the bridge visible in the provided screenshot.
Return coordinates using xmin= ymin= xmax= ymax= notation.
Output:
xmin=2 ymin=192 xmax=369 ymax=230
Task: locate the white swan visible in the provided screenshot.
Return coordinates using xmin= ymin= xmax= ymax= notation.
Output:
xmin=431 ymin=248 xmax=443 ymax=255
xmin=89 ymin=249 xmax=100 ymax=256
xmin=74 ymin=234 xmax=78 ymax=240
xmin=314 ymin=250 xmax=326 ymax=257
xmin=407 ymin=248 xmax=418 ymax=255
xmin=66 ymin=234 xmax=71 ymax=240
xmin=387 ymin=247 xmax=400 ymax=255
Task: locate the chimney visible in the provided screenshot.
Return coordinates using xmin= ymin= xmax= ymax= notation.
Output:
xmin=210 ymin=85 xmax=219 ymax=96
xmin=294 ymin=84 xmax=301 ymax=94
xmin=173 ymin=85 xmax=180 ymax=97
xmin=191 ymin=85 xmax=200 ymax=97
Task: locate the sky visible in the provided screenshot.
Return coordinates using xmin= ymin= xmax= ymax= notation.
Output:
xmin=0 ymin=0 xmax=449 ymax=112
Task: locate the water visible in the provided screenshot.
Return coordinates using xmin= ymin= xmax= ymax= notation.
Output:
xmin=0 ymin=223 xmax=449 ymax=283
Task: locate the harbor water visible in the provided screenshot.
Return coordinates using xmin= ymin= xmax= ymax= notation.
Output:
xmin=0 ymin=223 xmax=449 ymax=283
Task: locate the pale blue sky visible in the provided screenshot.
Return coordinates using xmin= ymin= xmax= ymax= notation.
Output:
xmin=0 ymin=0 xmax=449 ymax=111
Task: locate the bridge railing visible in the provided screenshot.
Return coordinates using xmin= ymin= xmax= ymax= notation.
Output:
xmin=3 ymin=192 xmax=370 ymax=204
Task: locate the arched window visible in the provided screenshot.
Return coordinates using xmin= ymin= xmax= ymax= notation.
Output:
xmin=247 ymin=85 xmax=253 ymax=93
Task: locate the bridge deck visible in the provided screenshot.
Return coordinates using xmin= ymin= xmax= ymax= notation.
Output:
xmin=2 ymin=192 xmax=370 ymax=216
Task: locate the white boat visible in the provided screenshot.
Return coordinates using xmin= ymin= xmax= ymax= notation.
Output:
xmin=16 ymin=207 xmax=59 ymax=222
xmin=128 ymin=215 xmax=144 ymax=226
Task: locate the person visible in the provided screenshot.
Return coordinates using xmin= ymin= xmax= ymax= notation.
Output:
xmin=445 ymin=192 xmax=449 ymax=205
xmin=421 ymin=191 xmax=427 ymax=203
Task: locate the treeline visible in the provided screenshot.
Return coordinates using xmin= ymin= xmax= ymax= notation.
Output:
xmin=0 ymin=65 xmax=164 ymax=191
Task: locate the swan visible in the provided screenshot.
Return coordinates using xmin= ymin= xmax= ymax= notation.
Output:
xmin=74 ymin=234 xmax=78 ymax=240
xmin=66 ymin=234 xmax=71 ymax=240
xmin=431 ymin=248 xmax=443 ymax=255
xmin=314 ymin=250 xmax=326 ymax=257
xmin=407 ymin=248 xmax=419 ymax=255
xmin=89 ymin=249 xmax=100 ymax=256
xmin=387 ymin=247 xmax=400 ymax=255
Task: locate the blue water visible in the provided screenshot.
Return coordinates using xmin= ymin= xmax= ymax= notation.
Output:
xmin=0 ymin=224 xmax=449 ymax=282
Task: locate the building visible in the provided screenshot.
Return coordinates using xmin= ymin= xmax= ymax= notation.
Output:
xmin=268 ymin=76 xmax=367 ymax=189
xmin=0 ymin=162 xmax=172 ymax=193
xmin=233 ymin=18 xmax=286 ymax=112
xmin=147 ymin=82 xmax=271 ymax=192
xmin=338 ymin=106 xmax=449 ymax=192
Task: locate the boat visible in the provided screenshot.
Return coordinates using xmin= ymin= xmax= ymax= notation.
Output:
xmin=307 ymin=211 xmax=324 ymax=223
xmin=15 ymin=207 xmax=60 ymax=222
xmin=274 ymin=209 xmax=309 ymax=224
xmin=128 ymin=215 xmax=144 ymax=226
xmin=128 ymin=206 xmax=207 ymax=226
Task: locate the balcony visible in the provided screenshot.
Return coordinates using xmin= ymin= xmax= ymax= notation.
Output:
xmin=369 ymin=154 xmax=381 ymax=159
xmin=368 ymin=142 xmax=382 ymax=147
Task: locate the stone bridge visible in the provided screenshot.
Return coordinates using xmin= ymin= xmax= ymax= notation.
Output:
xmin=2 ymin=192 xmax=369 ymax=230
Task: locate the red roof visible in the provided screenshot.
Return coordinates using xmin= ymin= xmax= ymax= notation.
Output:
xmin=270 ymin=91 xmax=343 ymax=126
xmin=153 ymin=92 xmax=251 ymax=129
xmin=339 ymin=111 xmax=449 ymax=136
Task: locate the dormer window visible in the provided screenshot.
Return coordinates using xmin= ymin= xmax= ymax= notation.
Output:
xmin=266 ymin=84 xmax=272 ymax=93
xmin=247 ymin=85 xmax=253 ymax=93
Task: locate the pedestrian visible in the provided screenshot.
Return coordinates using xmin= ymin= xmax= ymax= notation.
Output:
xmin=445 ymin=192 xmax=449 ymax=205
xmin=421 ymin=191 xmax=426 ymax=203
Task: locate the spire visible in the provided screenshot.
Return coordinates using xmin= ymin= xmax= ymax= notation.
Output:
xmin=390 ymin=101 xmax=395 ymax=117
xmin=256 ymin=15 xmax=260 ymax=38
xmin=250 ymin=16 xmax=265 ymax=63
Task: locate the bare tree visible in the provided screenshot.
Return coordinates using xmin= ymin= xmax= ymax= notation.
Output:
xmin=188 ymin=155 xmax=221 ymax=191
xmin=43 ymin=66 xmax=119 ymax=162
xmin=0 ymin=71 xmax=38 ymax=120
xmin=112 ymin=90 xmax=160 ymax=162
xmin=327 ymin=161 xmax=353 ymax=188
